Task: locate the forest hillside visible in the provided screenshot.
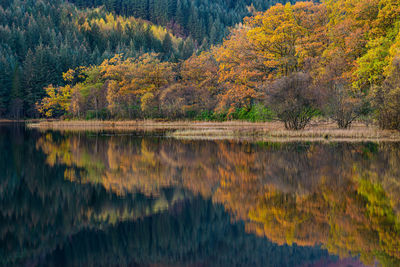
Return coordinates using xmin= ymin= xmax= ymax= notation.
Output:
xmin=0 ymin=0 xmax=294 ymax=118
xmin=2 ymin=0 xmax=400 ymax=131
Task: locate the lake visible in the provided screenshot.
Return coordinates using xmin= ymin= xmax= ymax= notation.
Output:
xmin=1 ymin=123 xmax=400 ymax=266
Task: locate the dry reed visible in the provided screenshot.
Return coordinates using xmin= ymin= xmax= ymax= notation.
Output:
xmin=26 ymin=119 xmax=400 ymax=141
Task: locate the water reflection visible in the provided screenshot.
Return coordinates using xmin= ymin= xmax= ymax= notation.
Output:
xmin=1 ymin=124 xmax=400 ymax=266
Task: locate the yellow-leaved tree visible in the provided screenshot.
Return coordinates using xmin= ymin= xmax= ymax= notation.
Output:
xmin=36 ymin=85 xmax=72 ymax=118
xmin=100 ymin=53 xmax=175 ymax=117
xmin=246 ymin=2 xmax=327 ymax=77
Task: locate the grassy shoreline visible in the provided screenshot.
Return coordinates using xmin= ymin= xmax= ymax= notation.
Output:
xmin=25 ymin=120 xmax=400 ymax=141
xmin=26 ymin=120 xmax=274 ymax=131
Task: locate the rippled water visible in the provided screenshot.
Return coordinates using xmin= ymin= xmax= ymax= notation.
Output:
xmin=1 ymin=123 xmax=400 ymax=266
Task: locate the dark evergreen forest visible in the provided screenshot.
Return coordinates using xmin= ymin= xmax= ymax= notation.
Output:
xmin=69 ymin=0 xmax=296 ymax=43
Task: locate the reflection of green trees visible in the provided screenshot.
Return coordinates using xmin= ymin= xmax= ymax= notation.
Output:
xmin=0 ymin=126 xmax=187 ymax=265
xmin=27 ymin=129 xmax=400 ymax=266
xmin=40 ymin=198 xmax=330 ymax=267
xmin=0 ymin=125 xmax=331 ymax=266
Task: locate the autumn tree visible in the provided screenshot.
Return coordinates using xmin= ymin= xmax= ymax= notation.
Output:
xmin=246 ymin=2 xmax=327 ymax=77
xmin=214 ymin=26 xmax=266 ymax=116
xmin=354 ymin=0 xmax=400 ymax=92
xmin=100 ymin=53 xmax=175 ymax=117
xmin=306 ymin=0 xmax=386 ymax=127
xmin=159 ymin=84 xmax=197 ymax=118
xmin=37 ymin=53 xmax=176 ymax=119
xmin=179 ymin=52 xmax=219 ymax=110
xmin=371 ymin=57 xmax=400 ymax=130
xmin=37 ymin=84 xmax=72 ymax=118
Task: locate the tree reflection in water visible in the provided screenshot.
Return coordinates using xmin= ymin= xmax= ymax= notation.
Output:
xmin=1 ymin=124 xmax=399 ymax=266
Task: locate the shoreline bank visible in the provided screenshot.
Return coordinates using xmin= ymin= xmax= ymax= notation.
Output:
xmin=25 ymin=120 xmax=400 ymax=142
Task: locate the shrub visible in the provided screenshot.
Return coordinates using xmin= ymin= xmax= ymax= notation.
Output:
xmin=230 ymin=104 xmax=274 ymax=122
xmin=265 ymin=72 xmax=322 ymax=130
xmin=247 ymin=104 xmax=274 ymax=122
xmin=325 ymin=84 xmax=368 ymax=128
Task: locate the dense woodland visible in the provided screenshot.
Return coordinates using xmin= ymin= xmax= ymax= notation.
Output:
xmin=0 ymin=0 xmax=292 ymax=119
xmin=68 ymin=0 xmax=297 ymax=42
xmin=2 ymin=0 xmax=400 ymax=130
xmin=0 ymin=0 xmax=194 ymax=118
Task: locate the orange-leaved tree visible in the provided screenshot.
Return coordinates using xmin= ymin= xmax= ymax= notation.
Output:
xmin=214 ymin=26 xmax=266 ymax=116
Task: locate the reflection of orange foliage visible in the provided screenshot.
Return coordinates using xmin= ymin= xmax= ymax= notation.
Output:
xmin=36 ymin=134 xmax=400 ymax=265
xmin=213 ymin=142 xmax=261 ymax=221
xmin=36 ymin=134 xmax=222 ymax=197
xmin=210 ymin=142 xmax=400 ymax=266
xmin=240 ymin=170 xmax=400 ymax=266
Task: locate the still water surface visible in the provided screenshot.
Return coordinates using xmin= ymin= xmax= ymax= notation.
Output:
xmin=1 ymin=123 xmax=400 ymax=266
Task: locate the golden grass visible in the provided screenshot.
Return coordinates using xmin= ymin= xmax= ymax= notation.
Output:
xmin=170 ymin=121 xmax=400 ymax=142
xmin=26 ymin=120 xmax=273 ymax=131
xmin=26 ymin=119 xmax=400 ymax=142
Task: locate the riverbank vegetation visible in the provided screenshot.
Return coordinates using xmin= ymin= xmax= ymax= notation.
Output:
xmin=33 ymin=0 xmax=400 ymax=131
xmin=26 ymin=120 xmax=400 ymax=142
